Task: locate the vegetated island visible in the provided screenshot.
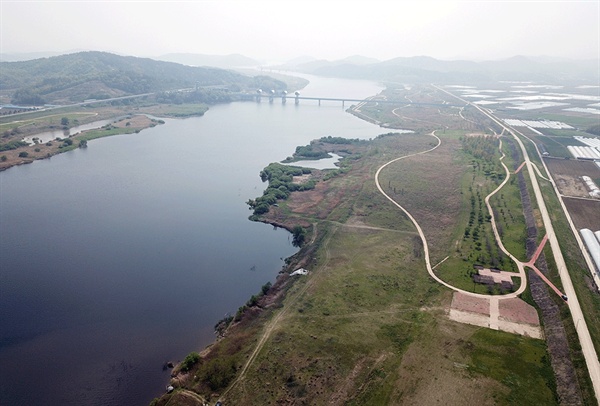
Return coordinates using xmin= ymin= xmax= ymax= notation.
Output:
xmin=151 ymin=83 xmax=600 ymax=406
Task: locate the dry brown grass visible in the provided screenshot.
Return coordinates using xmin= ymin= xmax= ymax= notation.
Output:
xmin=377 ymin=135 xmax=466 ymax=263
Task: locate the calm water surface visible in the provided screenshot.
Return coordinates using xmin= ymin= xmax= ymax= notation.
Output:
xmin=0 ymin=75 xmax=383 ymax=405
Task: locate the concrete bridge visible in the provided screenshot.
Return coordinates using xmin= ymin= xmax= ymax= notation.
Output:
xmin=235 ymin=92 xmax=461 ymax=108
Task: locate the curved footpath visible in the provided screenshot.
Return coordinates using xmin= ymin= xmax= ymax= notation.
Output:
xmin=374 ymin=131 xmax=528 ymax=299
xmin=219 ymin=104 xmax=599 ymax=402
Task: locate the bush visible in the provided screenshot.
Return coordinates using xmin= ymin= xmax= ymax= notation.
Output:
xmin=253 ymin=203 xmax=270 ymax=215
xmin=197 ymin=357 xmax=237 ymax=391
xmin=0 ymin=140 xmax=28 ymax=152
xmin=292 ymin=225 xmax=306 ymax=247
xmin=18 ymin=151 xmax=29 ymax=158
xmin=261 ymin=282 xmax=272 ymax=295
xmin=180 ymin=352 xmax=200 ymax=372
xmin=246 ymin=294 xmax=259 ymax=307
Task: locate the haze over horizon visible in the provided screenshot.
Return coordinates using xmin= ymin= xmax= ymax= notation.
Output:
xmin=1 ymin=0 xmax=598 ymax=64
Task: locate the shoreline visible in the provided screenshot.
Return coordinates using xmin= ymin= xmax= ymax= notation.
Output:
xmin=0 ymin=104 xmax=209 ymax=172
xmin=0 ymin=114 xmax=161 ymax=172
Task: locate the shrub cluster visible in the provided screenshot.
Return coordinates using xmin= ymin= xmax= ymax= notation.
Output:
xmin=0 ymin=140 xmax=28 ymax=152
xmin=318 ymin=135 xmax=360 ymax=144
xmin=180 ymin=352 xmax=200 ymax=372
xmin=247 ymin=163 xmax=313 ymax=215
xmin=233 ymin=281 xmax=273 ymax=324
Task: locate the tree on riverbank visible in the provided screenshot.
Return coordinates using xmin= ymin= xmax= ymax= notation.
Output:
xmin=292 ymin=225 xmax=306 ymax=247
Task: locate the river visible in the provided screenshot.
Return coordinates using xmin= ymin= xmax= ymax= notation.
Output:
xmin=0 ymin=74 xmax=383 ymax=406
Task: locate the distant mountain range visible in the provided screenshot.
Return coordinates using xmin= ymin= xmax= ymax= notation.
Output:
xmin=1 ymin=51 xmax=597 ymax=106
xmin=281 ymin=55 xmax=599 ymax=84
xmin=0 ymin=51 xmax=286 ymax=105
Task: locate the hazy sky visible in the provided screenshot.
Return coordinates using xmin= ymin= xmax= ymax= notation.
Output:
xmin=1 ymin=0 xmax=598 ymax=62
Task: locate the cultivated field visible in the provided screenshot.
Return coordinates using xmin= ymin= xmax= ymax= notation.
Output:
xmin=564 ymin=197 xmax=600 ymax=231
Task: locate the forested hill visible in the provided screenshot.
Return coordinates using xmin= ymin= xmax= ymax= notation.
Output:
xmin=0 ymin=51 xmax=286 ymax=105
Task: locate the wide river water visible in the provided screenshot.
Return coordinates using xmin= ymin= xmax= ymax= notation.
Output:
xmin=0 ymin=74 xmax=383 ymax=405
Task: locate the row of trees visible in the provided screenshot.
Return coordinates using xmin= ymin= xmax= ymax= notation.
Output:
xmin=155 ymin=88 xmax=232 ymax=105
xmin=460 ymin=136 xmax=504 ymax=182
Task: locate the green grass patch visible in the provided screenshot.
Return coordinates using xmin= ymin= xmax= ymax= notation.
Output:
xmin=466 ymin=328 xmax=557 ymax=405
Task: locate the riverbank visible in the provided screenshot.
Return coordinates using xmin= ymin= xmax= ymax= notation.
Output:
xmin=151 ymin=128 xmax=562 ymax=405
xmin=0 ymin=114 xmax=162 ymax=171
xmin=0 ymin=103 xmax=209 ymax=171
xmin=0 ymin=75 xmax=389 ymax=406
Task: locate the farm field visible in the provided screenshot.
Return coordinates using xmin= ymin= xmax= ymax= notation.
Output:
xmin=564 ymin=197 xmax=600 ymax=231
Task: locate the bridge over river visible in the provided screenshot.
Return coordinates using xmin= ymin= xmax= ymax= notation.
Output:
xmin=234 ymin=92 xmax=463 ymax=108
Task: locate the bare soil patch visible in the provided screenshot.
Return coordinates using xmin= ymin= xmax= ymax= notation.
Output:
xmin=292 ymin=173 xmax=312 ymax=184
xmin=478 ymin=268 xmax=520 ymax=285
xmin=553 ymin=174 xmax=591 ymax=197
xmin=449 ymin=293 xmax=542 ymax=338
xmin=451 ymin=292 xmax=490 ymax=315
xmin=277 ymin=180 xmax=329 ymax=220
xmin=564 ymin=197 xmax=600 ymax=231
xmin=499 ymin=297 xmax=540 ymax=325
xmin=545 ymin=157 xmax=600 ymax=178
xmin=113 ymin=114 xmax=153 ymax=128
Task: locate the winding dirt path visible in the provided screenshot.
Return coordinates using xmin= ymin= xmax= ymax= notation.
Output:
xmin=374 ymin=131 xmax=527 ymax=300
xmin=221 ymin=224 xmax=339 ymax=402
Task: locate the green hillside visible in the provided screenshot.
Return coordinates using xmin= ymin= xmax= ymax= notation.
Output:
xmin=0 ymin=51 xmax=285 ymax=104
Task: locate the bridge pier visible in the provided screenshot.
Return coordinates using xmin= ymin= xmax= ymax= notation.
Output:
xmin=281 ymin=96 xmax=286 ymax=104
xmin=295 ymin=96 xmax=299 ymax=105
xmin=318 ymin=99 xmax=321 ymax=106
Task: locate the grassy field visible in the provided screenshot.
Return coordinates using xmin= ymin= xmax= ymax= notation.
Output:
xmin=152 ymin=84 xmax=600 ymax=405
xmin=154 ymin=127 xmax=561 ymax=405
xmin=221 ymin=224 xmax=555 ymax=405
